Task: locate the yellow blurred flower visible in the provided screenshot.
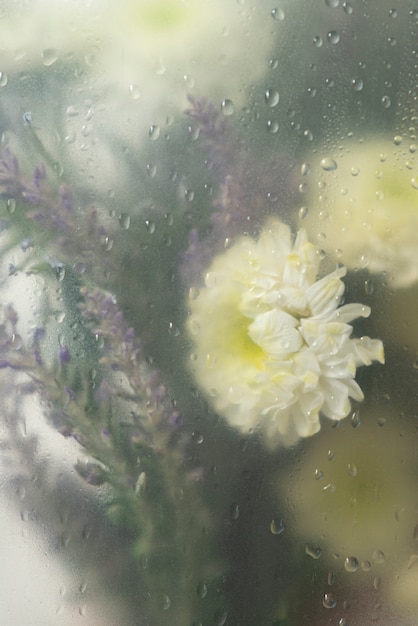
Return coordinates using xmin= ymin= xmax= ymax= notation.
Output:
xmin=303 ymin=139 xmax=418 ymax=288
xmin=283 ymin=411 xmax=417 ymax=571
xmin=186 ymin=219 xmax=384 ymax=447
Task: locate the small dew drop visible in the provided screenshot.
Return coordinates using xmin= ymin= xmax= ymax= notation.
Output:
xmin=145 ymin=219 xmax=156 ymax=234
xmin=270 ymin=519 xmax=285 ymax=535
xmin=381 ymin=95 xmax=391 ymax=109
xmin=197 ymin=582 xmax=208 ymax=599
xmin=327 ymin=31 xmax=340 ymax=44
xmin=160 ymin=594 xmax=171 ymax=611
xmin=118 ymin=213 xmax=131 ymax=230
xmin=323 ymin=593 xmax=337 ymax=609
xmin=393 ymin=134 xmax=403 ymax=145
xmin=191 ymin=431 xmax=204 ymax=444
xmin=0 ymin=72 xmax=8 ymax=87
xmin=364 ymin=279 xmax=374 ymax=295
xmin=344 ymin=556 xmax=359 ymax=572
xmin=347 ymin=463 xmax=357 ymax=478
xmin=305 ymin=544 xmax=322 ymax=559
xmin=325 ymin=0 xmax=339 ymax=6
xmin=265 ymin=89 xmax=280 ymax=107
xmin=411 ymin=177 xmax=418 ymax=190
xmin=267 ymin=120 xmax=279 ymax=134
xmin=271 ymin=8 xmax=285 ymax=20
xmin=320 ymin=157 xmax=338 ymax=171
xmin=372 ymin=549 xmax=385 ymax=564
xmin=351 ymin=410 xmax=361 ymax=428
xmin=129 ymin=84 xmax=141 ymax=100
xmin=351 ymin=77 xmax=364 ymax=91
xmin=41 ymin=48 xmax=58 ymax=66
xmin=313 ymin=35 xmax=323 ymax=47
xmin=148 ymin=125 xmax=160 ymax=140
xmin=221 ymin=99 xmax=234 ymax=116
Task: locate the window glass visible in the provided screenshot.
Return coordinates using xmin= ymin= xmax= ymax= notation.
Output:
xmin=0 ymin=1 xmax=417 ymax=624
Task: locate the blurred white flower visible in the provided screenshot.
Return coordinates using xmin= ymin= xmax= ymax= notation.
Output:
xmin=187 ymin=219 xmax=384 ymax=447
xmin=0 ymin=0 xmax=274 ymax=114
xmin=283 ymin=411 xmax=418 ymax=571
xmin=303 ymin=139 xmax=418 ymax=288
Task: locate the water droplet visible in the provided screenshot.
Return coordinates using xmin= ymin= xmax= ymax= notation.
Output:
xmin=343 ymin=2 xmax=354 ymax=14
xmin=327 ymin=31 xmax=340 ymax=44
xmin=160 ymin=594 xmax=171 ymax=611
xmin=389 ymin=8 xmax=397 ymax=17
xmin=6 ymin=199 xmax=16 ymax=214
xmin=145 ymin=219 xmax=155 ymax=234
xmin=372 ymin=549 xmax=385 ymax=564
xmin=221 ymin=99 xmax=234 ymax=116
xmin=271 ymin=7 xmax=285 ymax=20
xmin=305 ymin=544 xmax=322 ymax=559
xmin=185 ymin=189 xmax=195 ymax=201
xmin=325 ymin=0 xmax=339 ymax=5
xmin=320 ymin=157 xmax=338 ymax=171
xmin=314 ymin=468 xmax=324 ymax=480
xmin=381 ymin=95 xmax=391 ymax=109
xmin=411 ymin=177 xmax=418 ymax=190
xmin=393 ymin=134 xmax=403 ymax=145
xmin=41 ymin=48 xmax=58 ymax=66
xmin=351 ymin=410 xmax=361 ymax=428
xmin=168 ymin=322 xmax=180 ymax=337
xmin=351 ymin=77 xmax=363 ymax=91
xmin=361 ymin=560 xmax=372 ymax=571
xmin=0 ymin=72 xmax=8 ymax=87
xmin=146 ymin=163 xmax=157 ymax=177
xmin=265 ymin=89 xmax=280 ymax=107
xmin=270 ymin=519 xmax=285 ymax=535
xmin=301 ymin=163 xmax=311 ymax=176
xmin=197 ymin=582 xmax=208 ymax=599
xmin=323 ymin=593 xmax=337 ymax=609
xmin=65 ymin=131 xmax=76 ymax=144
xmin=267 ymin=120 xmax=279 ymax=134
xmin=327 ymin=449 xmax=335 ymax=461
xmin=230 ymin=503 xmax=240 ymax=520
xmin=214 ymin=609 xmax=228 ymax=626
xmin=347 ymin=463 xmax=357 ymax=478
xmin=148 ymin=125 xmax=160 ymax=140
xmin=313 ymin=35 xmax=323 ymax=47
xmin=118 ymin=213 xmax=130 ymax=229
xmin=192 ymin=431 xmax=204 ymax=444
xmin=344 ymin=556 xmax=359 ymax=572
xmin=129 ymin=84 xmax=141 ymax=100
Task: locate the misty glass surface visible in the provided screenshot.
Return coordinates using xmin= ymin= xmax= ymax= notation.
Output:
xmin=0 ymin=1 xmax=417 ymax=624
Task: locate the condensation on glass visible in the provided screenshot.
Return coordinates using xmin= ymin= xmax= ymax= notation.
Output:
xmin=0 ymin=1 xmax=417 ymax=624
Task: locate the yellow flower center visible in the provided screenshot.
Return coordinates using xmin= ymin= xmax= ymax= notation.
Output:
xmin=129 ymin=1 xmax=189 ymax=32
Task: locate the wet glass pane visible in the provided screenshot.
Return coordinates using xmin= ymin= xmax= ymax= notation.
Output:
xmin=1 ymin=1 xmax=418 ymax=624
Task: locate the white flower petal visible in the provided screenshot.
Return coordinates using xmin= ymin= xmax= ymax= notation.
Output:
xmin=187 ymin=218 xmax=384 ymax=447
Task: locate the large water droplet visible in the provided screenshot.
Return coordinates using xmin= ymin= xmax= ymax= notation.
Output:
xmin=221 ymin=99 xmax=234 ymax=116
xmin=271 ymin=7 xmax=285 ymax=20
xmin=351 ymin=77 xmax=364 ymax=91
xmin=265 ymin=89 xmax=280 ymax=107
xmin=270 ymin=519 xmax=285 ymax=535
xmin=320 ymin=157 xmax=338 ymax=171
xmin=327 ymin=30 xmax=340 ymax=44
xmin=344 ymin=556 xmax=359 ymax=572
xmin=381 ymin=95 xmax=391 ymax=109
xmin=323 ymin=593 xmax=337 ymax=609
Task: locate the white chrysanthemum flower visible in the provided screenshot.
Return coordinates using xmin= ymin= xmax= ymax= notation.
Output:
xmin=187 ymin=219 xmax=384 ymax=447
xmin=303 ymin=140 xmax=418 ymax=288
